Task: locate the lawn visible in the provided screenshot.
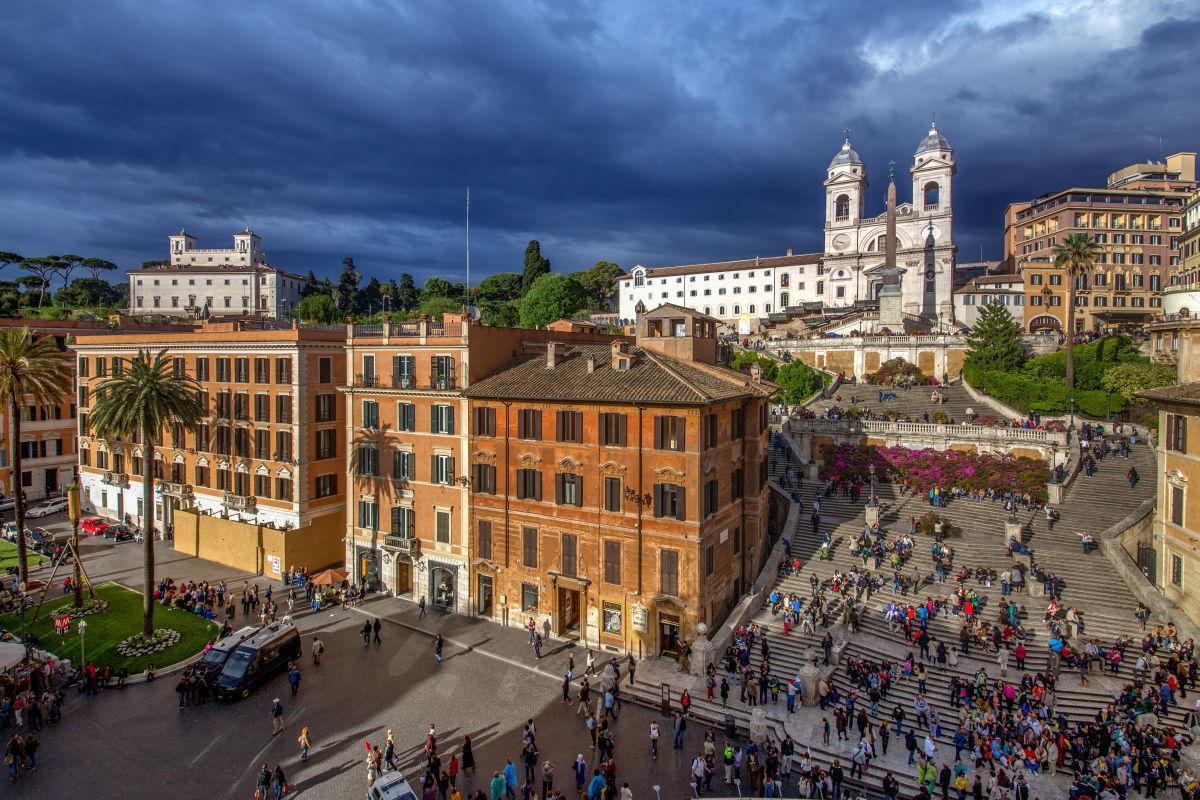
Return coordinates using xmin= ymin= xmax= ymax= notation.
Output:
xmin=1 ymin=582 xmax=219 ymax=673
xmin=0 ymin=539 xmax=46 ymax=571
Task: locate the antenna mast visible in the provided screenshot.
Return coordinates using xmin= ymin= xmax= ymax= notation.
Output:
xmin=465 ymin=187 xmax=471 ymax=312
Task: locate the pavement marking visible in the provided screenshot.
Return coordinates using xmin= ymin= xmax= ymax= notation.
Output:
xmin=189 ymin=730 xmax=228 ymax=767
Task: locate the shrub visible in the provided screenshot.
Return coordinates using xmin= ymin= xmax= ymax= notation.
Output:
xmin=931 ymin=410 xmax=950 ymax=424
xmin=866 ymin=357 xmax=928 ymax=386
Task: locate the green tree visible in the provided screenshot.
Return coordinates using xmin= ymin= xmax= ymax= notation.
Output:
xmin=574 ymin=261 xmax=623 ymax=309
xmin=334 ymin=257 xmax=361 ymax=312
xmin=775 ymin=361 xmax=826 ymax=405
xmin=0 ymin=328 xmax=71 ymax=585
xmin=418 ymin=295 xmax=462 ymax=318
xmin=89 ymin=350 xmax=204 ymax=637
xmin=81 ymin=258 xmax=117 ymax=283
xmin=300 ymin=271 xmax=324 ymax=298
xmin=730 ymin=350 xmax=779 ymax=382
xmin=360 ymin=277 xmax=383 ymax=312
xmin=1051 ymin=233 xmax=1100 ymax=389
xmin=424 ymin=277 xmax=455 ymax=298
xmin=20 ymin=258 xmax=58 ymax=308
xmin=395 ymin=274 xmax=420 ymax=310
xmin=478 ymin=300 xmax=520 ymax=328
xmin=54 ymin=277 xmax=124 ymax=308
xmin=475 ymin=272 xmax=524 ymax=303
xmin=965 ymin=301 xmax=1026 ymax=373
xmin=518 ymin=273 xmax=587 ymax=329
xmin=521 ymin=240 xmax=551 ymax=292
xmin=293 ymin=294 xmax=342 ymax=324
xmin=1101 ymin=362 xmax=1177 ymax=401
xmin=0 ymin=253 xmax=22 ymax=278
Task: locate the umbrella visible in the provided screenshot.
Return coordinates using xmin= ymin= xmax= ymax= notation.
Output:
xmin=309 ymin=568 xmax=348 ymax=586
xmin=0 ymin=641 xmax=25 ymax=671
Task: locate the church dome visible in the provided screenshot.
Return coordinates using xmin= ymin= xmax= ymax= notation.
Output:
xmin=829 ymin=138 xmax=862 ymax=168
xmin=916 ymin=123 xmax=950 ymax=154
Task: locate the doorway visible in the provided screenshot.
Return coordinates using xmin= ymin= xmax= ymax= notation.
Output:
xmin=43 ymin=468 xmax=57 ymax=496
xmin=358 ymin=549 xmax=379 ymax=591
xmin=393 ymin=561 xmax=412 ymax=596
xmin=659 ymin=613 xmax=681 ymax=657
xmin=557 ymin=586 xmax=580 ymax=637
xmin=477 ymin=574 xmax=494 ymax=618
xmin=430 ymin=566 xmax=456 ymax=612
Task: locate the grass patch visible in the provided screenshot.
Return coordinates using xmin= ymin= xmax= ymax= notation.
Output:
xmin=0 ymin=582 xmax=218 ymax=672
xmin=0 ymin=539 xmax=46 ymax=570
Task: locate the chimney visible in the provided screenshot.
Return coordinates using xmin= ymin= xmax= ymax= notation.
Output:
xmin=546 ymin=341 xmax=558 ymax=369
xmin=786 ymin=248 xmax=793 ymax=256
xmin=586 ymin=354 xmax=596 ymax=373
xmin=610 ymin=340 xmax=626 ymax=369
xmin=750 ymin=364 xmax=762 ymax=381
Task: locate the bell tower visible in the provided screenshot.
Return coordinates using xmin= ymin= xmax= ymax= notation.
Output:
xmin=910 ymin=120 xmax=957 ymax=323
xmin=824 ymin=135 xmax=868 ymax=231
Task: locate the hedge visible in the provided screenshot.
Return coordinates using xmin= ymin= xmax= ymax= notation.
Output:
xmin=964 ymin=366 xmax=1124 ymax=419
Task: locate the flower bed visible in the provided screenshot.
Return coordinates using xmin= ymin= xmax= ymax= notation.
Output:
xmin=865 ymin=357 xmax=929 ymax=386
xmin=65 ymin=600 xmax=109 ymax=618
xmin=820 ymin=442 xmax=1050 ymax=502
xmin=115 ymin=628 xmax=182 ymax=658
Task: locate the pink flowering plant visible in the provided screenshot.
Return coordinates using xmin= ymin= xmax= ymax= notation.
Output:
xmin=819 ymin=442 xmax=1050 ymax=502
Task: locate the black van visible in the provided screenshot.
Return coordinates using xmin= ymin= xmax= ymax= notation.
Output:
xmin=215 ymin=622 xmax=301 ymax=700
xmin=194 ymin=626 xmax=260 ymax=686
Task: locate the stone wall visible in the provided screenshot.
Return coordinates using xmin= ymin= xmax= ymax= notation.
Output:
xmin=173 ymin=509 xmax=343 ymax=576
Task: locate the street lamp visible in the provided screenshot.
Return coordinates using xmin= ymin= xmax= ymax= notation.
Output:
xmin=1105 ymin=389 xmax=1112 ymax=422
xmin=1068 ymin=396 xmax=1076 ymax=432
xmin=868 ymin=463 xmax=877 ymax=506
xmin=78 ymin=618 xmax=88 ymax=666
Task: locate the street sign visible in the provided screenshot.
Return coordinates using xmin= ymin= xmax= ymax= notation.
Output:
xmin=54 ymin=614 xmax=71 ymax=635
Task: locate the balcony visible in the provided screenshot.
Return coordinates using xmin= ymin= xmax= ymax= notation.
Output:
xmin=430 ymin=375 xmax=456 ymax=391
xmin=355 ymin=374 xmax=378 ymax=388
xmin=102 ymin=471 xmax=129 ymax=488
xmin=159 ymin=481 xmax=193 ymax=498
xmin=223 ymin=492 xmax=257 ymax=512
xmin=391 ymin=374 xmax=415 ymax=389
xmin=383 ymin=534 xmax=420 ymax=557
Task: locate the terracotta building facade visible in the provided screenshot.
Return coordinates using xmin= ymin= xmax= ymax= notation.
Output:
xmin=465 ymin=306 xmax=774 ymax=656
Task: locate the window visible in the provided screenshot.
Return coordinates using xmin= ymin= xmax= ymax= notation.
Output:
xmin=234 ymin=358 xmax=249 ymax=383
xmin=233 ymin=392 xmax=249 ymax=421
xmin=660 ymin=549 xmax=679 ymax=596
xmin=556 ymin=473 xmax=583 ymax=506
xmin=276 ymin=395 xmax=292 ymax=424
xmin=522 ymin=527 xmax=538 ymax=568
xmin=521 ymin=582 xmax=539 ymax=613
xmin=431 ymin=454 xmax=455 ymax=485
xmin=604 ymin=541 xmax=622 ymax=584
xmin=392 ymin=450 xmax=415 ymax=481
xmin=396 ymin=402 xmax=416 ymax=432
xmin=1171 ymin=485 xmax=1185 ymax=527
xmin=390 ymin=506 xmax=414 ymax=537
xmin=517 ymin=409 xmax=542 ymax=440
xmin=603 ymin=477 xmax=622 ymax=512
xmin=1172 ymin=554 xmax=1184 ymax=588
xmin=653 ymin=483 xmax=685 ymax=520
xmin=477 ymin=520 xmax=492 ymax=560
xmin=315 ymin=394 xmax=336 ymax=422
xmin=1167 ymin=414 xmax=1188 ymax=453
xmin=599 ymin=413 xmax=627 ymax=446
xmin=431 ymin=404 xmax=455 ymax=435
xmin=96 ymin=358 xmax=107 ymax=378
xmin=254 ymin=357 xmax=269 ymax=383
xmin=255 ymin=394 xmax=270 ymax=423
xmin=732 ymin=467 xmax=745 ymax=501
xmin=834 ymin=194 xmax=850 ymax=221
xmin=702 ymin=414 xmax=717 ymax=449
xmin=357 ymin=499 xmax=379 ymax=530
xmin=473 ymin=407 xmax=496 ymax=436
xmin=393 ymin=355 xmax=415 ymax=388
xmin=275 ymin=358 xmax=292 ymax=384
xmin=318 ymin=357 xmax=332 ymax=384
xmin=316 ymin=429 xmax=337 ymax=459
xmin=254 ymin=429 xmax=269 ymax=458
xmin=276 ymin=476 xmax=293 ymax=501
xmin=435 ymin=509 xmax=451 ymax=544
xmin=431 ymin=355 xmax=455 ymax=390
xmin=654 ymin=415 xmax=685 ymax=451
xmin=705 ymin=545 xmax=714 ymax=577
xmin=703 ymin=478 xmax=719 ymax=517
xmin=254 ymin=473 xmax=271 ymax=498
xmin=275 ymin=430 xmax=292 ymax=460
xmin=357 ymin=446 xmax=378 ymax=476
xmin=78 ymin=357 xmax=89 ymax=378
xmin=517 ymin=468 xmax=542 ymax=500
xmin=561 ymin=533 xmax=577 ymax=576
xmin=1049 ymin=274 xmax=1062 ymax=286
xmin=556 ymin=410 xmax=583 ymax=443
xmin=315 ymin=473 xmax=337 ymax=498
xmin=472 ymin=463 xmax=496 ymax=494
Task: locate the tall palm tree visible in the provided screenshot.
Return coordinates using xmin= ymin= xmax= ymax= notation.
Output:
xmin=1051 ymin=233 xmax=1101 ymax=390
xmin=89 ymin=350 xmax=204 ymax=636
xmin=0 ymin=328 xmax=71 ymax=586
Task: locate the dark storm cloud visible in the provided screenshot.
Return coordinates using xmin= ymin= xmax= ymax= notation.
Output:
xmin=0 ymin=0 xmax=1196 ymax=284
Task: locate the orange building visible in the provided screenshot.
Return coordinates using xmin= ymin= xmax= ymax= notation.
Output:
xmin=465 ymin=306 xmax=774 ymax=656
xmin=342 ymin=314 xmax=621 ymax=611
xmin=72 ymin=320 xmax=347 ymax=576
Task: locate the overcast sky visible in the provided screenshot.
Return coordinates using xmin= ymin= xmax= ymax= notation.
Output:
xmin=1 ymin=0 xmax=1195 ymax=286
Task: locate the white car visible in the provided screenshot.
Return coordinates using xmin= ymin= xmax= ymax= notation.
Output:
xmin=26 ymin=497 xmax=68 ymax=518
xmin=367 ymin=772 xmax=419 ymax=800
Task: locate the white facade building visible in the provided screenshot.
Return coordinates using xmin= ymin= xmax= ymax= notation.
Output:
xmin=616 ymin=123 xmax=959 ymax=327
xmin=128 ymin=229 xmax=305 ymax=319
xmin=953 ymin=274 xmax=1025 ymax=328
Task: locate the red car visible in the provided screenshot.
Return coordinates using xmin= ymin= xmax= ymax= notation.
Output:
xmin=81 ymin=517 xmax=110 ymax=536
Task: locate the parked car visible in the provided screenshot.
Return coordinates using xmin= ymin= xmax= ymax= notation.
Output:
xmin=1 ymin=523 xmax=33 ymax=544
xmin=37 ymin=532 xmax=71 ymax=558
xmin=105 ymin=525 xmax=136 ymax=542
xmin=26 ymin=497 xmax=68 ymax=518
xmin=82 ymin=517 xmax=111 ymax=536
xmin=0 ymin=497 xmax=15 ymax=513
xmin=368 ymin=771 xmax=419 ymax=800
xmin=215 ymin=622 xmax=301 ymax=700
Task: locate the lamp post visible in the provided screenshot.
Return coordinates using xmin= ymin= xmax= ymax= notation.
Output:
xmin=78 ymin=618 xmax=88 ymax=667
xmin=67 ymin=482 xmax=83 ymax=608
xmin=1105 ymin=389 xmax=1112 ymax=423
xmin=1068 ymin=396 xmax=1076 ymax=432
xmin=868 ymin=464 xmax=877 ymax=506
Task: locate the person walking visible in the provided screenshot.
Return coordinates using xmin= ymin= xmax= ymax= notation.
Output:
xmin=361 ymin=621 xmax=372 ymax=648
xmin=541 ymin=760 xmax=554 ymax=800
xmin=372 ymin=618 xmax=383 ymax=646
xmin=489 ymin=771 xmax=507 ymax=800
xmin=298 ymin=726 xmax=312 ymax=761
xmin=256 ymin=764 xmax=272 ymax=798
xmin=434 ymin=635 xmax=444 ymax=663
xmin=270 ymin=698 xmax=285 ymax=735
xmin=384 ymin=730 xmax=398 ymax=771
xmin=288 ymin=663 xmax=301 ymax=697
xmin=271 ymin=764 xmax=288 ymax=799
xmin=461 ymin=735 xmax=475 ymax=776
xmin=312 ymin=636 xmax=324 ymax=666
xmin=419 ymin=595 xmax=428 ymax=619
xmin=650 ymin=721 xmax=660 ymax=760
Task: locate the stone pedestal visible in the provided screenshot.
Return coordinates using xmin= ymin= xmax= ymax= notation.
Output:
xmin=799 ymin=658 xmax=822 ymax=707
xmin=1028 ymin=580 xmax=1045 ymax=598
xmin=689 ymin=623 xmax=716 ymax=677
xmin=1004 ymin=517 xmax=1022 ymax=543
xmin=804 ymin=462 xmax=820 ymax=481
xmin=749 ymin=708 xmax=769 ymax=744
xmin=864 ymin=503 xmax=880 ymax=527
xmin=1013 ymin=552 xmax=1031 ymax=570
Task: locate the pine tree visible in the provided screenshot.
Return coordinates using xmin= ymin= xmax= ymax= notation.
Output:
xmin=521 ymin=240 xmax=551 ymax=292
xmin=965 ymin=301 xmax=1025 ymax=373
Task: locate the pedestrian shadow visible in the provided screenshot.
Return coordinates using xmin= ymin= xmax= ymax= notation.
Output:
xmin=284 ymin=758 xmax=358 ymax=795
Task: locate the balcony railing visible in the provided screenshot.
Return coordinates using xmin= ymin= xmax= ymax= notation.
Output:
xmin=383 ymin=534 xmax=420 ymax=557
xmin=356 ymin=374 xmax=378 ymax=388
xmin=102 ymin=471 xmax=129 ymax=488
xmin=159 ymin=481 xmax=193 ymax=497
xmin=223 ymin=492 xmax=257 ymax=512
xmin=430 ymin=375 xmax=456 ymax=391
xmin=392 ymin=374 xmax=415 ymax=389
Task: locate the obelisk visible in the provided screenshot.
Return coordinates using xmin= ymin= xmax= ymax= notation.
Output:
xmin=878 ymin=167 xmax=904 ymax=329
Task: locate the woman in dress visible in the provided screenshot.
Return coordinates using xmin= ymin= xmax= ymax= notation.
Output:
xmin=461 ymin=735 xmax=475 ymax=775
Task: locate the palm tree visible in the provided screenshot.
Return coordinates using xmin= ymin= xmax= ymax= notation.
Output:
xmin=0 ymin=328 xmax=71 ymax=585
xmin=89 ymin=350 xmax=204 ymax=636
xmin=1051 ymin=233 xmax=1101 ymax=390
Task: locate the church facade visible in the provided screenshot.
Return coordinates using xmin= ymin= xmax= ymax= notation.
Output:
xmin=615 ymin=123 xmax=958 ymax=327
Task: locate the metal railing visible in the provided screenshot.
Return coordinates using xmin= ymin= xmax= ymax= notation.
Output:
xmin=787 ymin=416 xmax=1068 ymax=445
xmin=222 ymin=492 xmax=257 ymax=512
xmin=392 ymin=374 xmax=415 ymax=389
xmin=102 ymin=471 xmax=129 ymax=487
xmin=383 ymin=534 xmax=421 ymax=556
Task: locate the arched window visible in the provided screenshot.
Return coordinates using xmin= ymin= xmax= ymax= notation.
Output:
xmin=835 ymin=194 xmax=850 ymax=221
xmin=780 ymin=292 xmax=789 ymax=308
xmin=733 ymin=305 xmax=741 ymax=315
xmin=633 ymin=271 xmax=645 ymax=287
xmin=780 ymin=273 xmax=790 ymax=287
xmin=718 ymin=305 xmax=726 ymax=316
xmin=765 ymin=304 xmax=772 ymax=313
xmin=704 ymin=307 xmax=711 ymax=315
xmin=923 ymin=182 xmax=939 ymax=209
xmin=749 ymin=305 xmax=756 ymax=314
